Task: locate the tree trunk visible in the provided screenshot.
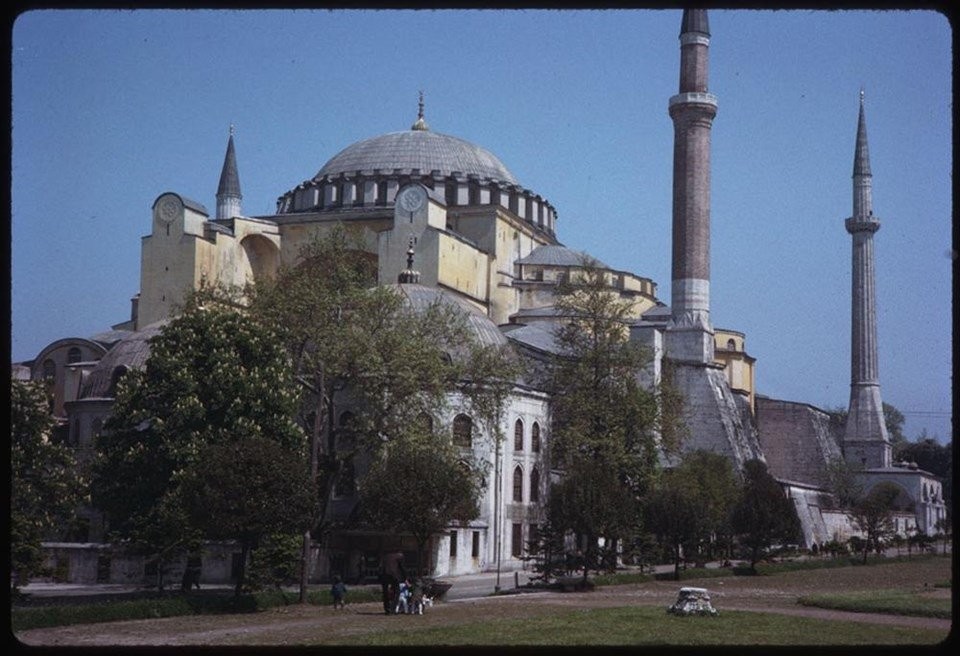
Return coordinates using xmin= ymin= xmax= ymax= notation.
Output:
xmin=300 ymin=372 xmax=325 ymax=603
xmin=235 ymin=543 xmax=249 ymax=597
xmin=673 ymin=542 xmax=681 ymax=581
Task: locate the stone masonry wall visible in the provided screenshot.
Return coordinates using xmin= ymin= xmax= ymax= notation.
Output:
xmin=756 ymin=397 xmax=842 ymax=488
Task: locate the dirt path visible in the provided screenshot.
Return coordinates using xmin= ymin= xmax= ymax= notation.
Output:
xmin=16 ymin=558 xmax=952 ymax=646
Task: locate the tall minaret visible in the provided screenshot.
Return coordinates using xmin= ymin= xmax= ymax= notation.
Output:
xmin=843 ymin=90 xmax=891 ymax=469
xmin=665 ymin=9 xmax=718 ymax=364
xmin=216 ymin=125 xmax=242 ymax=219
xmin=650 ymin=9 xmax=764 ymax=469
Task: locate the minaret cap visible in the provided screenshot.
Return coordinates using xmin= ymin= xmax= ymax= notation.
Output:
xmin=217 ymin=126 xmax=242 ymax=199
xmin=680 ymin=9 xmax=710 ymax=37
xmin=411 ymin=90 xmax=430 ymax=131
xmin=853 ymin=88 xmax=872 ymax=177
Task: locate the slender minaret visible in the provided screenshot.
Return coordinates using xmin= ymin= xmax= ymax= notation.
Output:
xmin=665 ymin=9 xmax=718 ymax=364
xmin=843 ymin=90 xmax=891 ymax=469
xmin=216 ymin=125 xmax=242 ymax=219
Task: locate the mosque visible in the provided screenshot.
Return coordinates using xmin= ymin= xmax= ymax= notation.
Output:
xmin=14 ymin=10 xmax=945 ymax=585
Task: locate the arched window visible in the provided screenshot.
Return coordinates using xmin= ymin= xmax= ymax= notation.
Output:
xmin=334 ymin=458 xmax=355 ymax=497
xmin=531 ymin=422 xmax=541 ymax=453
xmin=108 ymin=365 xmax=128 ymax=396
xmin=726 ymin=338 xmax=737 ymax=351
xmin=417 ymin=412 xmax=434 ymax=433
xmin=513 ymin=465 xmax=523 ymax=503
xmin=513 ymin=419 xmax=524 ymax=452
xmin=530 ymin=467 xmax=540 ymax=503
xmin=338 ymin=411 xmax=355 ymax=432
xmin=337 ymin=411 xmax=355 ymax=449
xmin=67 ymin=347 xmax=82 ymax=364
xmin=453 ymin=414 xmax=473 ymax=448
xmin=90 ymin=418 xmax=103 ymax=446
xmin=42 ymin=359 xmax=56 ymax=381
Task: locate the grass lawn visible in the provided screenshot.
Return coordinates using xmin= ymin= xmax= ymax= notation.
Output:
xmin=331 ymin=606 xmax=948 ymax=646
xmin=798 ymin=589 xmax=952 ymax=619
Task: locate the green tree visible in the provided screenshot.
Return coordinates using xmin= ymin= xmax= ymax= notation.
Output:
xmin=643 ymin=473 xmax=706 ymax=580
xmin=90 ymin=303 xmax=306 ymax=592
xmin=827 ymin=402 xmax=907 ymax=450
xmin=548 ymin=455 xmax=640 ymax=582
xmin=896 ymin=436 xmax=950 ymax=478
xmin=543 ymin=261 xmax=662 ymax=577
xmin=882 ymin=403 xmax=907 ymax=449
xmin=850 ymin=482 xmax=902 ymax=564
xmin=246 ymin=225 xmax=517 ymax=599
xmin=10 ymin=380 xmax=82 ymax=590
xmin=180 ymin=436 xmax=314 ymax=595
xmin=671 ymin=450 xmax=740 ymax=562
xmin=822 ymin=457 xmax=864 ymax=508
xmin=246 ymin=532 xmax=304 ymax=592
xmin=359 ymin=432 xmax=485 ymax=576
xmin=730 ymin=460 xmax=801 ymax=571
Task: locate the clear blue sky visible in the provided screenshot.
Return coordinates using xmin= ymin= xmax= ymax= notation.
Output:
xmin=11 ymin=9 xmax=953 ymax=443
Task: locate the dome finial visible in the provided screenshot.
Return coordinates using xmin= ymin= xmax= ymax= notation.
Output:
xmin=398 ymin=236 xmax=421 ymax=283
xmin=411 ymin=90 xmax=430 ymax=131
xmin=860 ymin=86 xmax=865 ymax=106
xmin=229 ymin=123 xmax=235 ymax=137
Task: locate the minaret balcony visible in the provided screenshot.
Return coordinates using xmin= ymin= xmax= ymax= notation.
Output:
xmin=669 ymin=92 xmax=718 ymax=109
xmin=845 ymin=216 xmax=881 ymax=234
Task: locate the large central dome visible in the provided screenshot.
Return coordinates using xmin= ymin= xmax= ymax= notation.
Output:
xmin=317 ymin=130 xmax=518 ymax=185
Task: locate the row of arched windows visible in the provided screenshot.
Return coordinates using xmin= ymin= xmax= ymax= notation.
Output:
xmin=513 ymin=418 xmax=541 ymax=453
xmin=512 ymin=465 xmax=540 ymax=504
xmin=334 ymin=411 xmax=543 ymax=454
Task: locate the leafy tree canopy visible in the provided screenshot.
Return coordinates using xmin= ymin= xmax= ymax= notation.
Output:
xmin=10 ymin=380 xmax=82 ymax=588
xmin=549 ymin=261 xmax=661 ymax=501
xmin=730 ymin=459 xmax=801 ymax=569
xmin=180 ymin=436 xmax=314 ymax=594
xmin=359 ymin=430 xmax=485 ymax=575
xmin=90 ymin=304 xmax=306 ymax=587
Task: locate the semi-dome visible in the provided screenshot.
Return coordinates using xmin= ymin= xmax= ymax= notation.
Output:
xmin=80 ymin=320 xmax=168 ymax=399
xmin=317 ymin=130 xmax=518 ymax=185
xmin=390 ymin=283 xmax=509 ymax=349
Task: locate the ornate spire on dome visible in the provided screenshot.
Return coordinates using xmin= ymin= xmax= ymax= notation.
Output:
xmin=411 ymin=90 xmax=430 ymax=131
xmin=398 ymin=236 xmax=421 ymax=284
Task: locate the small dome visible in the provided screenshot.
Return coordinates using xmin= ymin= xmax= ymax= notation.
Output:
xmin=80 ymin=321 xmax=168 ymax=399
xmin=390 ymin=284 xmax=509 ymax=349
xmin=516 ymin=244 xmax=608 ymax=269
xmin=317 ymin=130 xmax=518 ymax=185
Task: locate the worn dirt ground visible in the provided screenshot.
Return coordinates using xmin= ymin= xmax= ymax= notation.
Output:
xmin=15 ymin=557 xmax=953 ymax=647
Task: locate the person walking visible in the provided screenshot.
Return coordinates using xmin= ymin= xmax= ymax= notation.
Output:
xmin=330 ymin=575 xmax=346 ymax=610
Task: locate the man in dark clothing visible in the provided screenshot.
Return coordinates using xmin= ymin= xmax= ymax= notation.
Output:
xmin=379 ymin=552 xmax=405 ymax=614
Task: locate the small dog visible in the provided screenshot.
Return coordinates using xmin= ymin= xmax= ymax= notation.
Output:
xmin=412 ymin=595 xmax=433 ymax=615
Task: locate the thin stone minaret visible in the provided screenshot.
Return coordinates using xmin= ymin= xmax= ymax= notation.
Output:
xmin=843 ymin=91 xmax=891 ymax=469
xmin=666 ymin=9 xmax=718 ymax=364
xmin=216 ymin=125 xmax=242 ymax=219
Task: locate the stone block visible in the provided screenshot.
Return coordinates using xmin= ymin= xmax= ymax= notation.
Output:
xmin=667 ymin=586 xmax=718 ymax=616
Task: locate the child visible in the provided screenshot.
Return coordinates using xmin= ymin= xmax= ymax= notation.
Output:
xmin=330 ymin=575 xmax=346 ymax=610
xmin=394 ymin=578 xmax=410 ymax=615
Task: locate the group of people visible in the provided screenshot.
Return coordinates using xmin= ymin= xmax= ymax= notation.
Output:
xmin=379 ymin=552 xmax=432 ymax=615
xmin=386 ymin=577 xmax=433 ymax=615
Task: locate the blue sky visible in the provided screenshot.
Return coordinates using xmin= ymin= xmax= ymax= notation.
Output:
xmin=10 ymin=9 xmax=953 ymax=443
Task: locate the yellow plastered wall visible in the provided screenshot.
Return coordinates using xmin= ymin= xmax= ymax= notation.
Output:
xmin=714 ymin=329 xmax=756 ymax=410
xmin=436 ymin=232 xmax=489 ymax=303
